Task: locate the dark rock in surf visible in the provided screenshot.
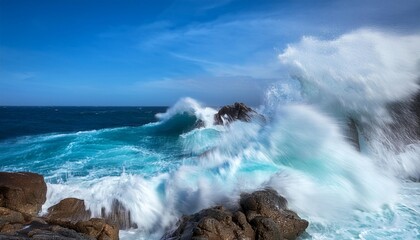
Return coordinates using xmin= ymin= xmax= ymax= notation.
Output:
xmin=240 ymin=189 xmax=308 ymax=240
xmin=101 ymin=199 xmax=137 ymax=230
xmin=163 ymin=189 xmax=308 ymax=240
xmin=214 ymin=102 xmax=264 ymax=125
xmin=0 ymin=172 xmax=47 ymax=216
xmin=46 ymin=198 xmax=91 ymax=222
xmin=163 ymin=206 xmax=254 ymax=240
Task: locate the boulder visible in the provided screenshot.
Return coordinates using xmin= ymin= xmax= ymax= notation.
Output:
xmin=74 ymin=218 xmax=119 ymax=240
xmin=47 ymin=198 xmax=91 ymax=222
xmin=250 ymin=216 xmax=282 ymax=240
xmin=0 ymin=207 xmax=26 ymax=233
xmin=240 ymin=189 xmax=308 ymax=240
xmin=214 ymin=102 xmax=262 ymax=125
xmin=0 ymin=172 xmax=47 ymax=215
xmin=164 ymin=206 xmax=254 ymax=240
xmin=163 ymin=189 xmax=308 ymax=240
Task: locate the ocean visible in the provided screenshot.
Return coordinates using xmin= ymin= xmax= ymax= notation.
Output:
xmin=1 ymin=29 xmax=420 ymax=239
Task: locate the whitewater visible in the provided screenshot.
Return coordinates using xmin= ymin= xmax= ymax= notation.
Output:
xmin=0 ymin=29 xmax=419 ymax=239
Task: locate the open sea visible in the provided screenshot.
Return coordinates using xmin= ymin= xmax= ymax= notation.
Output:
xmin=1 ymin=29 xmax=419 ymax=239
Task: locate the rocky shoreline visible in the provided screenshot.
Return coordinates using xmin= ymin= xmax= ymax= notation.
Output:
xmin=0 ymin=172 xmax=308 ymax=240
xmin=0 ymin=103 xmax=311 ymax=239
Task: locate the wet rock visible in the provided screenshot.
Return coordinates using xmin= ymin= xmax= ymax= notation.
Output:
xmin=214 ymin=102 xmax=262 ymax=125
xmin=164 ymin=206 xmax=254 ymax=240
xmin=164 ymin=189 xmax=308 ymax=240
xmin=250 ymin=216 xmax=282 ymax=240
xmin=0 ymin=172 xmax=47 ymax=215
xmin=47 ymin=198 xmax=91 ymax=222
xmin=101 ymin=199 xmax=137 ymax=230
xmin=74 ymin=218 xmax=118 ymax=240
xmin=240 ymin=189 xmax=308 ymax=240
xmin=0 ymin=207 xmax=26 ymax=231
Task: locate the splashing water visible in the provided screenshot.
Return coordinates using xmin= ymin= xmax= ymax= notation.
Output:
xmin=0 ymin=29 xmax=419 ymax=239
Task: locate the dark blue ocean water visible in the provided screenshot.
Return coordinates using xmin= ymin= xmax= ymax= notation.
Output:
xmin=0 ymin=107 xmax=166 ymax=141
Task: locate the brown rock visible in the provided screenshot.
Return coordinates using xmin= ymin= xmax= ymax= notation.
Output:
xmin=164 ymin=206 xmax=254 ymax=240
xmin=240 ymin=189 xmax=308 ymax=240
xmin=47 ymin=198 xmax=91 ymax=222
xmin=250 ymin=216 xmax=282 ymax=240
xmin=75 ymin=218 xmax=119 ymax=240
xmin=0 ymin=207 xmax=27 ymax=233
xmin=0 ymin=172 xmax=47 ymax=215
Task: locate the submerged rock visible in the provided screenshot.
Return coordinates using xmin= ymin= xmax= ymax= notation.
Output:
xmin=0 ymin=172 xmax=47 ymax=216
xmin=163 ymin=189 xmax=308 ymax=240
xmin=214 ymin=102 xmax=264 ymax=125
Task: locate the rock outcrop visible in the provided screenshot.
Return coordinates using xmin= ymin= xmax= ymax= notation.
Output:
xmin=101 ymin=199 xmax=137 ymax=230
xmin=214 ymin=102 xmax=264 ymax=125
xmin=47 ymin=198 xmax=91 ymax=222
xmin=163 ymin=188 xmax=308 ymax=240
xmin=0 ymin=172 xmax=119 ymax=240
xmin=0 ymin=172 xmax=47 ymax=216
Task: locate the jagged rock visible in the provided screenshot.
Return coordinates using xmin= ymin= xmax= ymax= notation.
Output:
xmin=240 ymin=189 xmax=308 ymax=240
xmin=101 ymin=199 xmax=137 ymax=230
xmin=163 ymin=189 xmax=308 ymax=240
xmin=0 ymin=172 xmax=47 ymax=215
xmin=214 ymin=102 xmax=262 ymax=125
xmin=47 ymin=198 xmax=91 ymax=222
xmin=46 ymin=217 xmax=118 ymax=240
xmin=250 ymin=216 xmax=282 ymax=240
xmin=164 ymin=206 xmax=254 ymax=240
xmin=0 ymin=207 xmax=26 ymax=231
xmin=75 ymin=218 xmax=118 ymax=240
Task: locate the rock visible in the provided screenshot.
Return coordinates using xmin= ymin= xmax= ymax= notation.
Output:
xmin=46 ymin=217 xmax=118 ymax=240
xmin=0 ymin=207 xmax=28 ymax=233
xmin=101 ymin=199 xmax=137 ymax=230
xmin=240 ymin=189 xmax=308 ymax=240
xmin=214 ymin=102 xmax=262 ymax=125
xmin=0 ymin=172 xmax=47 ymax=215
xmin=240 ymin=189 xmax=288 ymax=221
xmin=75 ymin=218 xmax=119 ymax=240
xmin=250 ymin=216 xmax=282 ymax=240
xmin=164 ymin=206 xmax=254 ymax=240
xmin=17 ymin=220 xmax=94 ymax=240
xmin=163 ymin=189 xmax=308 ymax=240
xmin=47 ymin=198 xmax=91 ymax=222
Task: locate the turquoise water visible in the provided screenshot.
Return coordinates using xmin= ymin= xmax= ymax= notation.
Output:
xmin=0 ymin=101 xmax=419 ymax=239
xmin=1 ymin=29 xmax=420 ymax=239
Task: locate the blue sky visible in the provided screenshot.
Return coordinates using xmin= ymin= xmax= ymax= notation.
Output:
xmin=1 ymin=0 xmax=419 ymax=106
